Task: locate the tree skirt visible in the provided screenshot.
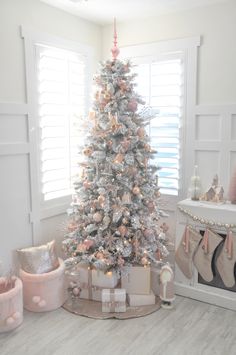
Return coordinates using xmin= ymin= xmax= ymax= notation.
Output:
xmin=63 ymin=297 xmax=161 ymax=319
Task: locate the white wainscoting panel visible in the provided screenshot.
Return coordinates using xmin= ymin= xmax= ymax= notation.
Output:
xmin=0 ymin=103 xmax=32 ymax=273
xmin=184 ymin=104 xmax=236 ymax=195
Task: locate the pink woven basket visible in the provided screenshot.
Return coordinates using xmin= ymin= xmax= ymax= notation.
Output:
xmin=20 ymin=258 xmax=67 ymax=312
xmin=0 ymin=277 xmax=23 ymax=333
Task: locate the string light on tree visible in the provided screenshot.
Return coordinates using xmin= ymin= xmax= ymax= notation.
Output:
xmin=62 ymin=18 xmax=170 ymax=275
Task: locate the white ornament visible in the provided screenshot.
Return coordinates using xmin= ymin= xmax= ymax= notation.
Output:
xmin=6 ymin=317 xmax=15 ymax=325
xmin=32 ymin=296 xmax=40 ymax=304
xmin=38 ymin=300 xmax=46 ymax=307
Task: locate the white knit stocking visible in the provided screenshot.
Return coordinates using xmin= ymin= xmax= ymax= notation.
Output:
xmin=193 ymin=229 xmax=223 ymax=282
xmin=175 ymin=226 xmax=202 ymax=279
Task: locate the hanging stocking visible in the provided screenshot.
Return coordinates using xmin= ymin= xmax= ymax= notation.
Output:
xmin=175 ymin=225 xmax=202 ymax=279
xmin=216 ymin=231 xmax=236 ymax=288
xmin=193 ymin=229 xmax=223 ymax=282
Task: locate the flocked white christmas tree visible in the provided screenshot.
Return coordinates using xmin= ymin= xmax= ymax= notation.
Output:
xmin=62 ymin=20 xmax=170 ymax=275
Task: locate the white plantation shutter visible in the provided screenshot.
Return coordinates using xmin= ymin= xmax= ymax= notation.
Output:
xmin=36 ymin=44 xmax=86 ymax=201
xmin=135 ymin=56 xmax=183 ymax=196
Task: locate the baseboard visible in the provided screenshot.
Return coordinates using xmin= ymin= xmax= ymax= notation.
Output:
xmin=175 ymin=282 xmax=236 ymax=311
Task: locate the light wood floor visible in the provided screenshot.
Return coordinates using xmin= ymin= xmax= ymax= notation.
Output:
xmin=0 ymin=296 xmax=235 ymax=355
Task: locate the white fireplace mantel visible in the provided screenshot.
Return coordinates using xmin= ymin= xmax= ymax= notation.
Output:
xmin=175 ymin=199 xmax=236 ymax=311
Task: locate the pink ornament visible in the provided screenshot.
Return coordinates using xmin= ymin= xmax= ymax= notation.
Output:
xmin=72 ymin=287 xmax=80 ymax=296
xmin=96 ymin=251 xmax=104 ymax=259
xmin=128 ymin=99 xmax=138 ymax=112
xmin=84 ymin=239 xmax=94 ymax=250
xmin=77 ymin=243 xmax=87 ymax=253
xmin=93 ymin=212 xmax=103 ymax=223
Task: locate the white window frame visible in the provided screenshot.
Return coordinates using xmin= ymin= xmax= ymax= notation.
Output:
xmin=21 ymin=26 xmax=93 ymax=239
xmin=121 ymin=37 xmax=200 ymax=210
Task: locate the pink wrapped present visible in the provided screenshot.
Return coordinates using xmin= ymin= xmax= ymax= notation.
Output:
xmin=0 ymin=277 xmax=23 ymax=333
xmin=20 ymin=258 xmax=67 ymax=312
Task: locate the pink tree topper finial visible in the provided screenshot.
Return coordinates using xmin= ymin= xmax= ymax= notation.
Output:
xmin=111 ymin=17 xmax=120 ymax=61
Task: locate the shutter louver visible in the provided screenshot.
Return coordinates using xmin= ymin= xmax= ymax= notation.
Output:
xmin=36 ymin=45 xmax=86 ymax=201
xmin=135 ymin=58 xmax=183 ymax=196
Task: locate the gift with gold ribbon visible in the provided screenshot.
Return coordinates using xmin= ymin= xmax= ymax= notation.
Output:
xmin=102 ymin=289 xmax=126 ymax=313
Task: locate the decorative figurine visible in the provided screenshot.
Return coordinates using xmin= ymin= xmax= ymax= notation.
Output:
xmin=159 ymin=264 xmax=175 ymax=309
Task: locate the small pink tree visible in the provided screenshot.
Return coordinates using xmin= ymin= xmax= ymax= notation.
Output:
xmin=228 ymin=167 xmax=236 ymax=204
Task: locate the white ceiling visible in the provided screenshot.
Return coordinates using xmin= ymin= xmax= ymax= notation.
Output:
xmin=41 ymin=0 xmax=229 ymax=25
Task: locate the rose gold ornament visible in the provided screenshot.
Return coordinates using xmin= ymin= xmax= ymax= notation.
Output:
xmin=96 ymin=251 xmax=104 ymax=259
xmin=83 ymin=147 xmax=93 ymax=157
xmin=113 ymin=153 xmax=124 ymax=164
xmin=98 ymin=195 xmax=105 ymax=206
xmin=107 ymin=140 xmax=113 ymax=149
xmin=84 ymin=239 xmax=94 ymax=250
xmin=118 ymin=225 xmax=127 ymax=237
xmin=77 ymin=243 xmax=87 ymax=253
xmin=68 ymin=221 xmax=78 ymax=232
xmin=137 ymin=127 xmax=145 ymax=139
xmin=141 ymin=256 xmax=148 ymax=266
xmin=83 ymin=180 xmax=92 ymax=189
xmin=127 ymin=99 xmax=138 ymax=112
xmin=93 ymin=212 xmax=103 ymax=223
xmin=132 ymin=185 xmax=140 ymax=195
xmin=144 ymin=144 xmax=151 ymax=152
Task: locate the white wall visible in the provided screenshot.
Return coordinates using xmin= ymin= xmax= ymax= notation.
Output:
xmin=102 ymin=0 xmax=236 ymax=242
xmin=102 ymin=0 xmax=236 ymax=105
xmin=0 ymin=0 xmax=101 ymax=273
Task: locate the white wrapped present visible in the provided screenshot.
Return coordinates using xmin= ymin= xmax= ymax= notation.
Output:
xmin=121 ymin=266 xmax=150 ymax=295
xmin=102 ymin=289 xmax=126 ymax=313
xmin=127 ymin=290 xmax=155 ymax=307
xmin=78 ymin=264 xmax=119 ymax=301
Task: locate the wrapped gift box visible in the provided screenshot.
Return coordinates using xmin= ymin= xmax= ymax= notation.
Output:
xmin=102 ymin=288 xmax=126 ymax=313
xmin=127 ymin=290 xmax=155 ymax=307
xmin=121 ymin=266 xmax=150 ymax=295
xmin=78 ymin=264 xmax=119 ymax=301
xmin=151 ymin=267 xmax=161 ymax=296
